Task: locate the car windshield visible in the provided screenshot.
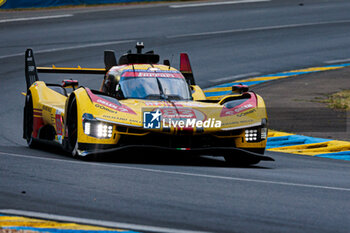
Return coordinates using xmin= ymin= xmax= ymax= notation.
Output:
xmin=120 ymin=76 xmax=191 ymax=100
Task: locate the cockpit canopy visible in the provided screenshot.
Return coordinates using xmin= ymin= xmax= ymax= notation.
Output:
xmin=103 ymin=68 xmax=192 ymax=100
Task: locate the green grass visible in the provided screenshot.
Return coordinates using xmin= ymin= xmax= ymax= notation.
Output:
xmin=322 ymin=90 xmax=350 ymax=111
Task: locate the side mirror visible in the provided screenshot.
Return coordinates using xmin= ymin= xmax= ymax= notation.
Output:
xmin=115 ymin=84 xmax=124 ymax=100
xmin=62 ymin=79 xmax=79 ymax=89
xmin=104 ymin=50 xmax=117 ymax=71
xmin=232 ymin=84 xmax=249 ymax=94
xmin=163 ymin=59 xmax=170 ymax=66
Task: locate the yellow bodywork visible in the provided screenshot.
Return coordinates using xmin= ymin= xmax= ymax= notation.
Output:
xmin=28 ymin=64 xmax=267 ymax=155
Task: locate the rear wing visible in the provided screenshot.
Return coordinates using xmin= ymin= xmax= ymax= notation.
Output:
xmin=25 ymin=46 xmax=195 ymax=90
xmin=37 ymin=66 xmax=106 ymax=75
xmin=24 ymin=48 xmax=117 ymax=90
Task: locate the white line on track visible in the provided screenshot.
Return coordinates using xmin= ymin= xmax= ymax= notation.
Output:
xmin=0 ymin=209 xmax=211 ymax=233
xmin=1 ymin=151 xmax=350 ymax=192
xmin=0 ymin=40 xmax=135 ymax=60
xmin=169 ymin=0 xmax=270 ymax=8
xmin=324 ymin=58 xmax=350 ymax=64
xmin=167 ymin=20 xmax=350 ymax=39
xmin=209 ymin=72 xmax=260 ymax=83
xmin=0 ymin=14 xmax=73 ymax=23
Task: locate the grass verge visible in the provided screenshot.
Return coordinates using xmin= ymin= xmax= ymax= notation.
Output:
xmin=322 ymin=90 xmax=350 ymax=111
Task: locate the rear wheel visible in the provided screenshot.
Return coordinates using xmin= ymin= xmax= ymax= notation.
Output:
xmin=24 ymin=93 xmax=38 ymax=148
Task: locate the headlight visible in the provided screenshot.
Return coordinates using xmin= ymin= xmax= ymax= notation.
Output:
xmin=82 ymin=114 xmax=113 ymax=139
xmin=245 ymin=119 xmax=268 ymax=143
xmin=245 ymin=129 xmax=258 ymax=142
xmin=84 ymin=122 xmax=91 ymax=135
xmin=97 ymin=124 xmax=113 ymax=138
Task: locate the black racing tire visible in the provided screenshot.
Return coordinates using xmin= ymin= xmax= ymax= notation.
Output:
xmin=66 ymin=97 xmax=78 ymax=157
xmin=224 ymin=149 xmax=265 ymax=167
xmin=24 ymin=92 xmax=38 ymax=148
xmin=66 ymin=97 xmax=97 ymax=161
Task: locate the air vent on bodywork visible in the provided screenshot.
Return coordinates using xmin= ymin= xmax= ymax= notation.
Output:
xmin=214 ymin=129 xmax=242 ymax=138
xmin=219 ymin=93 xmax=251 ymax=106
xmin=90 ymin=90 xmax=122 ymax=106
xmin=219 ymin=93 xmax=257 ymax=117
xmin=116 ymin=126 xmax=148 ymax=135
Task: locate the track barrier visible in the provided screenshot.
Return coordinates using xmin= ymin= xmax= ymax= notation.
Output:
xmin=0 ymin=0 xmax=160 ymax=9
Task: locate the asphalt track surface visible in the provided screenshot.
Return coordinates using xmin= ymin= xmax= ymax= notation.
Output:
xmin=0 ymin=0 xmax=350 ymax=232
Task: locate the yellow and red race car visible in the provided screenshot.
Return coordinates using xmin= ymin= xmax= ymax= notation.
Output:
xmin=23 ymin=43 xmax=273 ymax=165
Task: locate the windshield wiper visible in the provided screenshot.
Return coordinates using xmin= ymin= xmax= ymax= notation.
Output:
xmin=156 ymin=77 xmax=169 ymax=100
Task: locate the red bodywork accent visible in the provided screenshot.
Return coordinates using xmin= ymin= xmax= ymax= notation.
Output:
xmin=62 ymin=79 xmax=79 ymax=87
xmin=55 ymin=114 xmax=63 ymax=135
xmin=86 ymin=88 xmax=136 ymax=115
xmin=121 ymin=71 xmax=184 ymax=79
xmin=220 ymin=93 xmax=257 ymax=117
xmin=180 ymin=53 xmax=193 ymax=73
xmin=32 ymin=108 xmax=43 ymax=138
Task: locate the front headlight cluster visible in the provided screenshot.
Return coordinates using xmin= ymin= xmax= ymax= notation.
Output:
xmin=245 ymin=129 xmax=258 ymax=142
xmin=245 ymin=119 xmax=268 ymax=143
xmin=82 ymin=113 xmax=114 ymax=139
xmin=97 ymin=124 xmax=113 ymax=138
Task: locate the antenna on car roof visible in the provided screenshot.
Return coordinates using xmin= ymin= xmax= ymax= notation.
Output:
xmin=136 ymin=42 xmax=144 ymax=54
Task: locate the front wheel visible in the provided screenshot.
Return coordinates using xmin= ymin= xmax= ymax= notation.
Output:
xmin=66 ymin=98 xmax=78 ymax=157
xmin=65 ymin=97 xmax=96 ymax=161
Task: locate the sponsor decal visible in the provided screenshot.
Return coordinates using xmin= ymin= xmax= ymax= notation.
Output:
xmin=57 ymin=135 xmax=63 ymax=144
xmin=237 ymin=108 xmax=256 ymax=117
xmin=27 ymin=65 xmax=35 ymax=72
xmin=144 ymin=101 xmax=204 ymax=107
xmin=122 ymin=71 xmax=184 ymax=79
xmin=86 ymin=88 xmax=136 ymax=115
xmin=95 ymin=104 xmax=116 ymax=113
xmin=160 ymin=108 xmax=196 ymax=119
xmin=42 ymin=105 xmax=52 ymax=112
xmin=221 ymin=103 xmax=254 ymax=117
xmin=55 ymin=111 xmax=63 ymax=136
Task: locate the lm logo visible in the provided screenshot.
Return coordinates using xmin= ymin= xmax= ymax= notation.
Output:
xmin=143 ymin=109 xmax=162 ymax=129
